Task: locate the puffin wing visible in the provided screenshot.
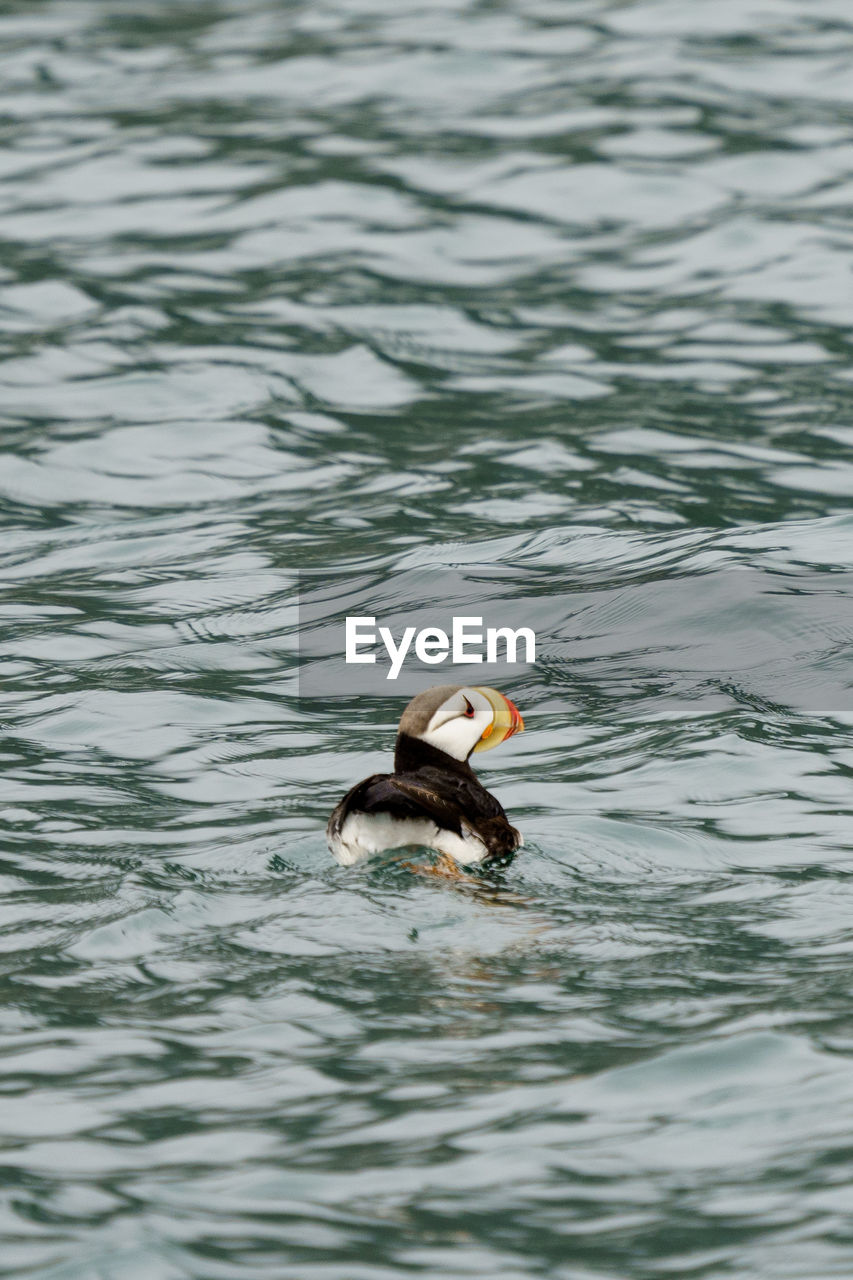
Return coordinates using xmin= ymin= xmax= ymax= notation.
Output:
xmin=328 ymin=772 xmax=467 ymax=836
xmin=412 ymin=767 xmax=522 ymax=862
xmin=327 ymin=768 xmax=520 ymax=863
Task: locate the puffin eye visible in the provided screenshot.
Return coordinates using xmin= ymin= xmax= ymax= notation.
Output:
xmin=463 ymin=697 xmax=475 ymax=718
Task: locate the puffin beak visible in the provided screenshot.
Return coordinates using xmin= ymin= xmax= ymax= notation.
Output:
xmin=471 ymin=687 xmax=525 ymax=754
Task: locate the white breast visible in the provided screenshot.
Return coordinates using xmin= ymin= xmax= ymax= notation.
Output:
xmin=328 ymin=811 xmax=489 ymax=866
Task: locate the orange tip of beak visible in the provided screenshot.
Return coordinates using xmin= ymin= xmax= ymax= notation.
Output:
xmin=505 ymin=695 xmax=524 ymax=738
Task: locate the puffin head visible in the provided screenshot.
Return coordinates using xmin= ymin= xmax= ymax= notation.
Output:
xmin=398 ymin=685 xmax=524 ymax=763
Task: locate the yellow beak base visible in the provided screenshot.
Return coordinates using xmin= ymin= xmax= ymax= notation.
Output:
xmin=471 ymin=687 xmax=525 ymax=754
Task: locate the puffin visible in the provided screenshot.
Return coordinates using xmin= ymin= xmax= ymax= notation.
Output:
xmin=327 ymin=684 xmax=524 ymax=868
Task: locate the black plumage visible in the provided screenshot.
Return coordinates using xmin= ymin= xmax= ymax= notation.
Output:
xmin=327 ymin=732 xmax=521 ymax=865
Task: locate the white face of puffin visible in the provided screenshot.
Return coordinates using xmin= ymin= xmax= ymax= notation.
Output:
xmin=416 ymin=685 xmax=524 ymax=762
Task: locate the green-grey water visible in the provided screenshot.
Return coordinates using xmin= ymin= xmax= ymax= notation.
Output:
xmin=2 ymin=2 xmax=853 ymax=1276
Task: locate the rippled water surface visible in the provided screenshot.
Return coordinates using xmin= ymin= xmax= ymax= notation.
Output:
xmin=2 ymin=1 xmax=853 ymax=1276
